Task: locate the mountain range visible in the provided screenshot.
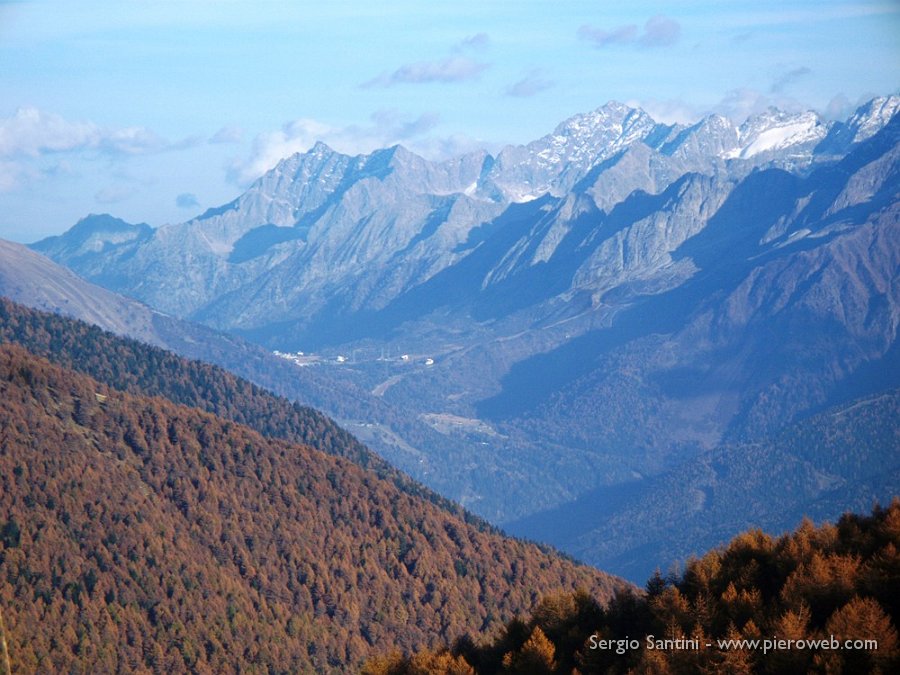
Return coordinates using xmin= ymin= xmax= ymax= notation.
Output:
xmin=33 ymin=97 xmax=898 ymax=334
xmin=22 ymin=94 xmax=900 ymax=579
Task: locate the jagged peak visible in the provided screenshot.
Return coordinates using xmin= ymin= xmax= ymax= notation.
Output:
xmin=436 ymin=147 xmax=494 ymax=171
xmin=739 ymin=106 xmax=823 ymax=134
xmin=721 ymin=107 xmax=828 ymax=160
xmin=69 ymin=213 xmax=147 ymax=234
xmin=591 ymin=100 xmax=645 ymax=119
xmin=260 ymin=141 xmax=345 ymax=179
xmin=311 ymin=139 xmax=334 ymax=153
xmin=701 ymin=112 xmax=736 ymax=129
xmin=369 ymin=143 xmax=422 ymax=165
xmin=551 ymin=100 xmax=652 ymax=138
xmin=851 ymin=93 xmax=900 ymax=118
xmin=266 ymin=143 xmax=427 ymax=182
xmin=345 ymin=144 xmax=431 ymax=182
xmin=30 ymin=213 xmax=153 ymax=253
xmin=502 ymin=101 xmax=658 ymax=175
xmin=845 ymin=94 xmax=900 ymax=143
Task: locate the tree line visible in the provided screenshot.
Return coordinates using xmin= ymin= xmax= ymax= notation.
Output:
xmin=368 ymin=500 xmax=899 ymax=674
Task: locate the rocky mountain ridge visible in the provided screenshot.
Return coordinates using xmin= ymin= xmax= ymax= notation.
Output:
xmin=35 ymin=97 xmax=898 ymax=330
xmin=26 ymin=94 xmax=900 ymax=576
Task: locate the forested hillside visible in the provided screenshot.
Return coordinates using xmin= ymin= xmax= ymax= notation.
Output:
xmin=0 ymin=344 xmax=624 ymax=673
xmin=0 ymin=296 xmax=476 ymax=521
xmin=374 ymin=501 xmax=900 ymax=674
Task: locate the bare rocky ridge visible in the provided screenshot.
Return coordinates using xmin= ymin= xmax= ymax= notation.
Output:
xmin=36 ymin=100 xmax=889 ymax=332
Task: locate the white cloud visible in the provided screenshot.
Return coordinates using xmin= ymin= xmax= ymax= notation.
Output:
xmin=229 ymin=119 xmax=334 ymax=184
xmin=770 ymin=66 xmax=813 ymax=94
xmin=627 ymin=98 xmax=704 ymax=125
xmin=577 ymin=23 xmax=638 ymax=48
xmin=362 ymin=56 xmax=488 ymax=88
xmin=712 ymin=88 xmax=809 ymax=121
xmin=0 ymin=160 xmax=32 ymax=192
xmin=506 ymin=70 xmax=555 ymax=98
xmin=0 ymin=107 xmax=97 ymax=157
xmin=579 ymin=15 xmax=681 ymax=49
xmin=176 ymin=192 xmax=200 ymax=209
xmin=823 ymin=93 xmax=855 ymax=121
xmin=210 ymin=125 xmax=244 ymax=144
xmin=640 ymin=15 xmax=681 ymax=47
xmin=100 ymin=126 xmax=168 ymax=154
xmin=95 ymin=184 xmax=137 ymax=204
xmin=455 ymin=32 xmax=490 ymax=51
xmin=0 ymin=107 xmax=191 ymax=192
xmin=632 ymin=86 xmax=835 ymax=126
xmin=0 ymin=107 xmax=167 ymax=158
xmin=362 ymin=34 xmax=491 ymax=89
xmin=407 ymin=133 xmax=495 ymax=161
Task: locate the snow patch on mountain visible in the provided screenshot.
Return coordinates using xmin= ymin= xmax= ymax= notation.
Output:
xmin=486 ymin=102 xmax=661 ymax=201
xmin=725 ymin=111 xmax=826 ymax=159
xmin=846 ymin=95 xmax=900 ymax=143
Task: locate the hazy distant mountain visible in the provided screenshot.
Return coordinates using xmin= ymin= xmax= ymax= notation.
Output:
xmin=30 ymin=213 xmax=152 ymax=259
xmin=507 ymin=389 xmax=900 ymax=581
xmin=31 ymin=96 xmax=900 ymax=576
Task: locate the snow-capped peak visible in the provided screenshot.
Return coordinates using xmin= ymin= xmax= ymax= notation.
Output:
xmin=485 ymin=101 xmax=661 ymax=202
xmin=544 ymin=102 xmax=657 ymax=162
xmin=845 ymin=95 xmax=900 ymax=143
xmin=724 ymin=109 xmax=827 ymax=160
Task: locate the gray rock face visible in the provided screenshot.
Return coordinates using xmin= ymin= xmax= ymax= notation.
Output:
xmin=34 ymin=97 xmax=897 ymax=342
xmin=484 ymin=102 xmax=662 ymax=201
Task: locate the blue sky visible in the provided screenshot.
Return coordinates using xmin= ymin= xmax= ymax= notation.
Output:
xmin=1 ymin=0 xmax=897 ymax=241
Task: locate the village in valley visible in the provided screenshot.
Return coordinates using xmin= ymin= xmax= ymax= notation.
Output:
xmin=272 ymin=349 xmax=435 ymax=367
